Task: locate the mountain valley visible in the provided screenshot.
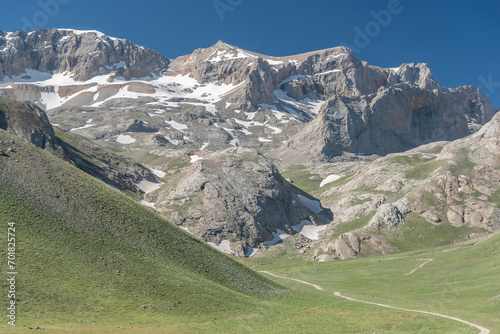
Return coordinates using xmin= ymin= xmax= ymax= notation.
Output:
xmin=0 ymin=28 xmax=499 ymax=333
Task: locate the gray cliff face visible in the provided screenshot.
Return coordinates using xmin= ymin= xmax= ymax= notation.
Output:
xmin=448 ymin=85 xmax=497 ymax=128
xmin=394 ymin=63 xmax=440 ymax=91
xmin=276 ymin=58 xmax=439 ymax=103
xmin=0 ymin=29 xmax=169 ymax=81
xmin=282 ymin=82 xmax=491 ymax=159
xmin=154 ymin=147 xmax=331 ymax=256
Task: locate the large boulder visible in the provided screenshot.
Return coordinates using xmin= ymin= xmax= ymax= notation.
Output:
xmin=156 ymin=147 xmax=332 ymax=256
xmin=367 ymin=199 xmax=410 ymax=231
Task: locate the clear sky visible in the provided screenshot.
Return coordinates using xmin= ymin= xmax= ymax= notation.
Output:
xmin=1 ymin=0 xmax=499 ymax=107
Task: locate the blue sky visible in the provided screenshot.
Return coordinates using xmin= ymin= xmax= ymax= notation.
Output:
xmin=1 ymin=0 xmax=499 ymax=107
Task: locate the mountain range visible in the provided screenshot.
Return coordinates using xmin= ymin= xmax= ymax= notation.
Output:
xmin=1 ymin=28 xmax=499 ymax=259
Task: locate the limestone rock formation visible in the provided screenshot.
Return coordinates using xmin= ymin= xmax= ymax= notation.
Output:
xmin=408 ymin=111 xmax=500 ymax=232
xmin=367 ymin=199 xmax=410 ymax=231
xmin=321 ymin=232 xmax=368 ymax=260
xmin=155 ymin=147 xmax=332 ymax=256
xmin=0 ymin=29 xmax=169 ymax=81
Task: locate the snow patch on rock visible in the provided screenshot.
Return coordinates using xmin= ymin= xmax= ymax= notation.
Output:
xmin=292 ymin=220 xmax=327 ymax=240
xmin=297 ymin=194 xmax=324 ymax=213
xmin=320 ymin=174 xmax=341 ymax=187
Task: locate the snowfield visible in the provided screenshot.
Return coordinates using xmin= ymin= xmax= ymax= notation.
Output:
xmin=264 ymin=229 xmax=291 ymax=246
xmin=116 ymin=134 xmax=136 ymax=144
xmin=292 ymin=220 xmax=327 ymax=240
xmin=297 ymin=194 xmax=324 ymax=213
xmin=151 ymin=169 xmax=166 ymax=178
xmin=320 ymin=174 xmax=341 ymax=187
xmin=0 ymin=69 xmax=245 ymax=115
xmin=136 ymin=180 xmax=163 ymax=194
xmin=190 ymin=155 xmax=204 ymax=163
xmin=207 ymin=240 xmax=237 ymax=256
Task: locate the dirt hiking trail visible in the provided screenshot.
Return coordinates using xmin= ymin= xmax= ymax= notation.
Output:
xmin=260 ymin=271 xmax=489 ymax=334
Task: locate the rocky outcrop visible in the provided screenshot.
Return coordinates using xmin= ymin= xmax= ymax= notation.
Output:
xmin=0 ymin=29 xmax=169 ymax=81
xmin=408 ymin=111 xmax=500 ymax=232
xmin=125 ymin=119 xmax=158 ymax=133
xmin=394 ymin=63 xmax=440 ymax=91
xmin=0 ymin=96 xmax=58 ymax=152
xmin=0 ymin=95 xmax=158 ymax=192
xmin=320 ymin=232 xmax=374 ymax=260
xmin=155 ymin=147 xmax=332 ymax=256
xmin=367 ymin=199 xmax=410 ymax=231
xmin=448 ymin=85 xmax=497 ymax=129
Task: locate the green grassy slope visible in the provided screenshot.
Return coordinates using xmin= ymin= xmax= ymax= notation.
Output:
xmin=0 ymin=129 xmax=283 ymax=329
xmin=252 ymin=232 xmax=500 ymax=333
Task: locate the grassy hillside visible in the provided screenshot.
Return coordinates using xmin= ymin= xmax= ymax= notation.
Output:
xmin=0 ymin=129 xmax=284 ymax=330
xmin=53 ymin=127 xmax=158 ymax=196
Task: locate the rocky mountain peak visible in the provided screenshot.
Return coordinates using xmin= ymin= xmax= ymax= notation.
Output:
xmin=0 ymin=28 xmax=170 ymax=81
xmin=213 ymin=40 xmax=238 ymax=50
xmin=394 ymin=62 xmax=440 ymax=90
xmin=0 ymin=28 xmax=496 ymax=161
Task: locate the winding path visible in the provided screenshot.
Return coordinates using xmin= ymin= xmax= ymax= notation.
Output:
xmin=260 ymin=271 xmax=490 ymax=334
xmin=404 ymin=258 xmax=434 ymax=276
xmin=259 ymin=271 xmax=323 ymax=290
